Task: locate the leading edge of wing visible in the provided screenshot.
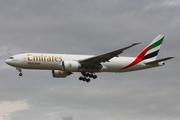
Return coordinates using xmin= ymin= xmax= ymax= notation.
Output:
xmin=79 ymin=42 xmax=141 ymax=65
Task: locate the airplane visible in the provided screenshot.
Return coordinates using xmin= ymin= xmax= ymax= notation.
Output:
xmin=5 ymin=35 xmax=174 ymax=82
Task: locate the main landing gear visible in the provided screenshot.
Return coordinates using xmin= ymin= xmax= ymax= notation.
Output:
xmin=16 ymin=68 xmax=23 ymax=76
xmin=79 ymin=72 xmax=97 ymax=83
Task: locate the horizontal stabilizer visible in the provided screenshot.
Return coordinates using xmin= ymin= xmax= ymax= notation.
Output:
xmin=145 ymin=57 xmax=174 ymax=65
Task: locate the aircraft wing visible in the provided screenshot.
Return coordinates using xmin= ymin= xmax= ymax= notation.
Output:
xmin=79 ymin=43 xmax=141 ymax=70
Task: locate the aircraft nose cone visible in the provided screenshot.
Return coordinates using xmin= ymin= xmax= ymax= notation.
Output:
xmin=5 ymin=59 xmax=10 ymax=64
xmin=5 ymin=59 xmax=12 ymax=65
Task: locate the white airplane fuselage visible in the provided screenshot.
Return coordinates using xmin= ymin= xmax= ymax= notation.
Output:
xmin=5 ymin=35 xmax=173 ymax=82
xmin=5 ymin=53 xmax=162 ymax=73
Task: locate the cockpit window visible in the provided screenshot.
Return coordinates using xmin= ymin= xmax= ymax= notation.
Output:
xmin=9 ymin=57 xmax=14 ymax=59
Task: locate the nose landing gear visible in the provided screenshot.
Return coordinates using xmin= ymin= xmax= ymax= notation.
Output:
xmin=79 ymin=72 xmax=97 ymax=83
xmin=19 ymin=72 xmax=23 ymax=76
xmin=16 ymin=68 xmax=23 ymax=76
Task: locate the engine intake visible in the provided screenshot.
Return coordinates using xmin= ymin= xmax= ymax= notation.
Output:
xmin=52 ymin=70 xmax=71 ymax=78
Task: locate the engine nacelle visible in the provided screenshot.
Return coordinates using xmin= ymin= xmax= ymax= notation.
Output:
xmin=62 ymin=60 xmax=81 ymax=72
xmin=52 ymin=70 xmax=71 ymax=78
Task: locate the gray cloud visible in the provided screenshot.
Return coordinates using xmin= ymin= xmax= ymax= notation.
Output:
xmin=0 ymin=0 xmax=180 ymax=120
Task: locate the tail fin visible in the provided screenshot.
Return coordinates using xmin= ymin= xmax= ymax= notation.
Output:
xmin=137 ymin=35 xmax=165 ymax=62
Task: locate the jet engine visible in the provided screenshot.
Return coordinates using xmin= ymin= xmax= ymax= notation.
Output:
xmin=62 ymin=60 xmax=81 ymax=72
xmin=52 ymin=70 xmax=72 ymax=78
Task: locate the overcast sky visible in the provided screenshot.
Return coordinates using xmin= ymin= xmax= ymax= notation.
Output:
xmin=0 ymin=0 xmax=179 ymax=120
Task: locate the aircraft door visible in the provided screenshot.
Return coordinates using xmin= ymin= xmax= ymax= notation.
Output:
xmin=22 ymin=55 xmax=27 ymax=62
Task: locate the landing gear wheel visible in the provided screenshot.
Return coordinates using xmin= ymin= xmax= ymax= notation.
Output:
xmin=79 ymin=72 xmax=98 ymax=83
xmin=86 ymin=78 xmax=90 ymax=83
xmin=93 ymin=75 xmax=97 ymax=79
xmin=16 ymin=68 xmax=23 ymax=77
xmin=79 ymin=76 xmax=83 ymax=81
xmin=19 ymin=73 xmax=23 ymax=76
xmin=89 ymin=74 xmax=93 ymax=78
xmin=82 ymin=78 xmax=86 ymax=82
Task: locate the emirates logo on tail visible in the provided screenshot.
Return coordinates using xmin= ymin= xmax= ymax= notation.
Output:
xmin=121 ymin=35 xmax=165 ymax=70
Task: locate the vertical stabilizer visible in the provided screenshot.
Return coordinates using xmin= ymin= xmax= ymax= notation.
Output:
xmin=121 ymin=35 xmax=165 ymax=70
xmin=137 ymin=35 xmax=165 ymax=61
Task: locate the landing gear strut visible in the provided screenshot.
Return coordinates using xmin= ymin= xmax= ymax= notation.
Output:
xmin=16 ymin=68 xmax=23 ymax=76
xmin=79 ymin=72 xmax=97 ymax=82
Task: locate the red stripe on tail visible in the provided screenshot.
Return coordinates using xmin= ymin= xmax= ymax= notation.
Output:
xmin=121 ymin=45 xmax=151 ymax=70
